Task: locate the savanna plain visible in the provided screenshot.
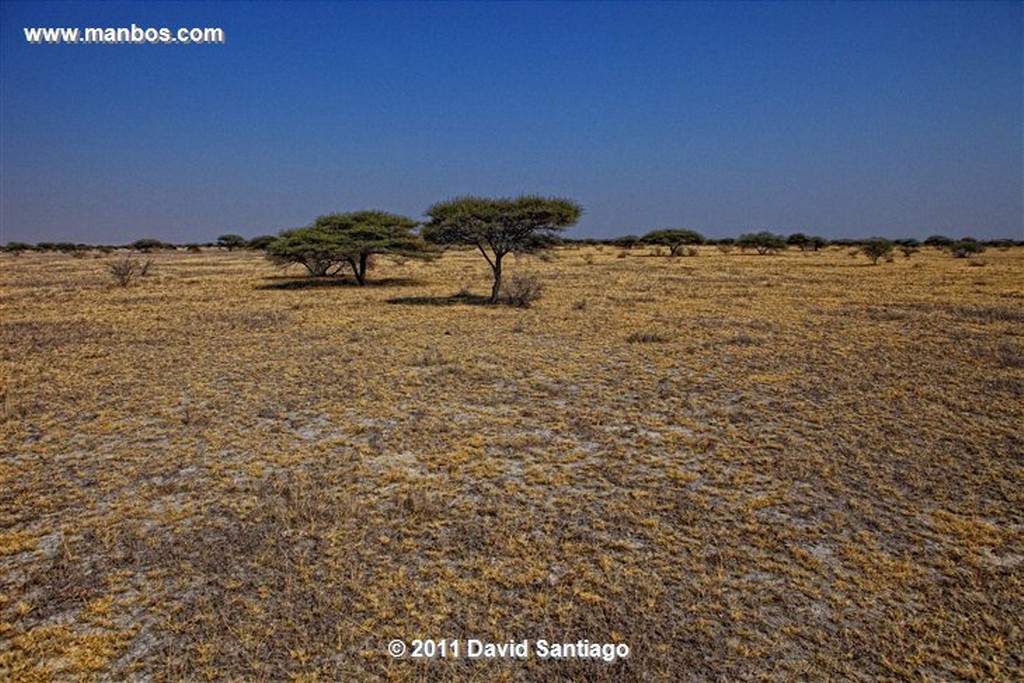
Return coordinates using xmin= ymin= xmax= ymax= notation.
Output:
xmin=1 ymin=244 xmax=1021 ymax=681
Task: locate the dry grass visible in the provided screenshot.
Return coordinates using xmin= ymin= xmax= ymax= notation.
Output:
xmin=1 ymin=246 xmax=1022 ymax=681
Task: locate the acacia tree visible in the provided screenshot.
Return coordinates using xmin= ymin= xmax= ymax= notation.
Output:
xmin=267 ymin=211 xmax=428 ymax=284
xmin=217 ymin=234 xmax=248 ymax=251
xmin=266 ymin=227 xmax=347 ymax=276
xmin=737 ymin=231 xmax=787 ymax=255
xmin=640 ymin=229 xmax=704 ymax=256
xmin=807 ymin=236 xmax=828 ymax=252
xmin=423 ymin=195 xmax=582 ymax=303
xmin=787 ymin=232 xmax=810 ymax=251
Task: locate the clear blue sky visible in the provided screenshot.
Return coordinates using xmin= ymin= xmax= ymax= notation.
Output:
xmin=1 ymin=0 xmax=1021 ymax=244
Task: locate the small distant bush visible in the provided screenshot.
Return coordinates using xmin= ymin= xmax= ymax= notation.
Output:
xmin=130 ymin=238 xmax=168 ymax=253
xmin=185 ymin=244 xmax=203 ymax=253
xmin=4 ymin=242 xmax=33 ymax=255
xmin=502 ymin=274 xmax=543 ymax=308
xmin=716 ymin=243 xmax=734 ymax=254
xmin=924 ymin=235 xmax=953 ymax=248
xmin=109 ymin=257 xmax=140 ymax=286
xmin=627 ymin=331 xmax=672 ymax=344
xmin=611 ymin=235 xmax=640 ymax=249
xmin=949 ymin=240 xmax=986 ymax=258
xmin=860 ymin=238 xmax=894 ymax=264
xmin=899 ymin=243 xmax=919 ymax=259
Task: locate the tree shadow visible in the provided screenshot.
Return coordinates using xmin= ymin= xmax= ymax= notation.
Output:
xmin=385 ymin=291 xmax=493 ymax=307
xmin=255 ymin=276 xmax=425 ymax=290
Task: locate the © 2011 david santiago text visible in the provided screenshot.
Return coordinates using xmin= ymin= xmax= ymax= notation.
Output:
xmin=387 ymin=637 xmax=631 ymax=662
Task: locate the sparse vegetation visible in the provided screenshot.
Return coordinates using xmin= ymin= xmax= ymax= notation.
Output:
xmin=1 ymin=244 xmax=1022 ymax=682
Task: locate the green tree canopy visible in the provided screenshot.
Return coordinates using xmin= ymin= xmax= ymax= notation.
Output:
xmin=860 ymin=237 xmax=894 ymax=264
xmin=737 ymin=231 xmax=787 ymax=255
xmin=949 ymin=239 xmax=986 ymax=258
xmin=786 ymin=232 xmax=810 ymax=250
xmin=217 ymin=234 xmax=248 ymax=251
xmin=422 ymin=195 xmax=582 ymax=303
xmin=267 ymin=210 xmax=428 ymax=283
xmin=246 ymin=235 xmax=277 ymax=251
xmin=924 ymin=235 xmax=953 ymax=248
xmin=130 ymin=238 xmax=169 ymax=253
xmin=640 ymin=229 xmax=705 ymax=256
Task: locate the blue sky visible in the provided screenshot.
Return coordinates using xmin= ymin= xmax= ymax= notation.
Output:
xmin=1 ymin=0 xmax=1021 ymax=243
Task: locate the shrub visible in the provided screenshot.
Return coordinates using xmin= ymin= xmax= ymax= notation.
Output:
xmin=109 ymin=257 xmax=139 ymax=286
xmin=860 ymin=238 xmax=894 ymax=264
xmin=4 ymin=242 xmax=33 ymax=255
xmin=626 ymin=331 xmax=672 ymax=344
xmin=901 ymin=242 xmax=925 ymax=259
xmin=611 ymin=235 xmax=640 ymax=249
xmin=502 ymin=274 xmax=543 ymax=308
xmin=949 ymin=240 xmax=986 ymax=258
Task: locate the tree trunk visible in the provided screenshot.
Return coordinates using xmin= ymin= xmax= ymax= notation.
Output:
xmin=356 ymin=253 xmax=368 ymax=285
xmin=490 ymin=254 xmax=503 ymax=304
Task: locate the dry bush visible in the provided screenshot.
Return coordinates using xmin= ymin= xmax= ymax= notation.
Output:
xmin=108 ymin=257 xmax=139 ymax=286
xmin=502 ymin=273 xmax=544 ymax=308
xmin=626 ymin=330 xmax=672 ymax=343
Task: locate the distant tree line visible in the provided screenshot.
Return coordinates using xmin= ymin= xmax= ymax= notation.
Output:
xmin=4 ymin=224 xmax=1019 ymax=272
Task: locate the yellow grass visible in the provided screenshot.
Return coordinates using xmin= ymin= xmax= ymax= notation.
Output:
xmin=1 ymin=245 xmax=1022 ymax=680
